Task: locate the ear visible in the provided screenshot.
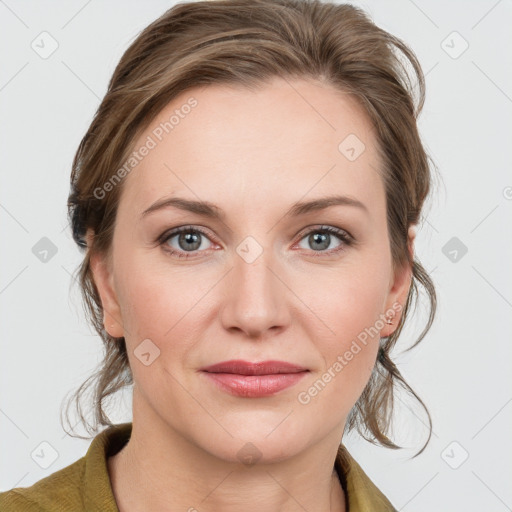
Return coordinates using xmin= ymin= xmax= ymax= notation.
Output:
xmin=86 ymin=228 xmax=124 ymax=339
xmin=380 ymin=225 xmax=416 ymax=338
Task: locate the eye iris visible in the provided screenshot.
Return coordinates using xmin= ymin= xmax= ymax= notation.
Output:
xmin=179 ymin=231 xmax=201 ymax=251
xmin=309 ymin=232 xmax=329 ymax=250
xmin=167 ymin=227 xmax=342 ymax=256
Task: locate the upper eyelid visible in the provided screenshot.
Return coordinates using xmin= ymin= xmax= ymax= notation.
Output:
xmin=160 ymin=225 xmax=219 ymax=244
xmin=160 ymin=224 xmax=353 ymax=248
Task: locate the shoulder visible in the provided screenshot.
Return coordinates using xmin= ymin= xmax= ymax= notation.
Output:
xmin=0 ymin=423 xmax=131 ymax=512
xmin=0 ymin=457 xmax=86 ymax=511
xmin=335 ymin=443 xmax=398 ymax=512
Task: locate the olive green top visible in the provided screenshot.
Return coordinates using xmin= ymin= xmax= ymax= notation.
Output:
xmin=0 ymin=423 xmax=397 ymax=511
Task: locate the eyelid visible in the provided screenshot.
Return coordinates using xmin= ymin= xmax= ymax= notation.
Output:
xmin=158 ymin=224 xmax=354 ymax=258
xmin=294 ymin=224 xmax=353 ymax=244
xmin=291 ymin=225 xmax=354 ymax=258
xmin=157 ymin=225 xmax=218 ymax=244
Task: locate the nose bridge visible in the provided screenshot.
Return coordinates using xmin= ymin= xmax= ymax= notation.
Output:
xmin=221 ymin=240 xmax=289 ymax=337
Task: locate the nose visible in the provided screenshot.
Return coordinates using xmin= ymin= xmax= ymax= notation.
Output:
xmin=220 ymin=248 xmax=291 ymax=339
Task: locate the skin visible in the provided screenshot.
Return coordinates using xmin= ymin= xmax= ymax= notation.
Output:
xmin=88 ymin=76 xmax=414 ymax=512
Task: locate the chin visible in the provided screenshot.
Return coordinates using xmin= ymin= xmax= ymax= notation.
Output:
xmin=196 ymin=421 xmax=313 ymax=466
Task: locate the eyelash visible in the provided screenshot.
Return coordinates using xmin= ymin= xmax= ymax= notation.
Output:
xmin=157 ymin=225 xmax=354 ymax=260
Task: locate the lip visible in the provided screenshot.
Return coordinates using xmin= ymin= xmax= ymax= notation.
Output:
xmin=200 ymin=360 xmax=309 ymax=398
xmin=200 ymin=359 xmax=308 ymax=375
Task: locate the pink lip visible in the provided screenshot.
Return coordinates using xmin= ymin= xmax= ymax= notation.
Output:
xmin=200 ymin=359 xmax=308 ymax=375
xmin=200 ymin=360 xmax=309 ymax=398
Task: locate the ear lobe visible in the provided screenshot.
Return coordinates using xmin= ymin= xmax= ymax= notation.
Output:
xmin=407 ymin=224 xmax=416 ymax=262
xmin=381 ymin=225 xmax=416 ymax=337
xmin=87 ymin=234 xmax=124 ymax=339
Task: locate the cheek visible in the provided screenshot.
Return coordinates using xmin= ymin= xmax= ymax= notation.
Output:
xmin=298 ymin=258 xmax=390 ymax=400
xmin=114 ymin=254 xmax=217 ymax=357
xmin=303 ymin=251 xmax=390 ymax=339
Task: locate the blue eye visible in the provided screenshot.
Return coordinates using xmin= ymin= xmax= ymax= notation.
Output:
xmin=160 ymin=226 xmax=213 ymax=258
xmin=158 ymin=225 xmax=353 ymax=259
xmin=296 ymin=226 xmax=352 ymax=256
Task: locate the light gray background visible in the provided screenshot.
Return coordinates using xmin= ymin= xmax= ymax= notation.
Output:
xmin=1 ymin=1 xmax=511 ymax=510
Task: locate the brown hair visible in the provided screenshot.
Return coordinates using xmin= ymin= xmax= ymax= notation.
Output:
xmin=63 ymin=0 xmax=437 ymax=457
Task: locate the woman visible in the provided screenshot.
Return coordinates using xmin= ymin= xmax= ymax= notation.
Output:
xmin=0 ymin=0 xmax=436 ymax=510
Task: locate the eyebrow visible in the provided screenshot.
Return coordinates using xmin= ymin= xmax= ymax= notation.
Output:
xmin=140 ymin=194 xmax=369 ymax=221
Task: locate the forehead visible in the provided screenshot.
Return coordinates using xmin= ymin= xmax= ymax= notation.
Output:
xmin=119 ymin=77 xmax=383 ymax=218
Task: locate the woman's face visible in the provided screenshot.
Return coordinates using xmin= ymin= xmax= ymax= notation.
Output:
xmin=90 ymin=77 xmax=412 ymax=463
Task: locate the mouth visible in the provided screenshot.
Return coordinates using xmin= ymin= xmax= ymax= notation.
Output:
xmin=200 ymin=359 xmax=309 ymax=375
xmin=200 ymin=360 xmax=310 ymax=398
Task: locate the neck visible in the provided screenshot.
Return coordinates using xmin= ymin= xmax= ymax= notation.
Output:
xmin=107 ymin=391 xmax=347 ymax=512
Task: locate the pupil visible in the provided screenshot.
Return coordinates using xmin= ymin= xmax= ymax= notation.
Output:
xmin=311 ymin=232 xmax=329 ymax=250
xmin=180 ymin=232 xmax=200 ymax=251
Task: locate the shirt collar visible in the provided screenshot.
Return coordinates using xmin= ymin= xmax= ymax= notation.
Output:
xmin=84 ymin=422 xmax=396 ymax=511
xmin=335 ymin=443 xmax=397 ymax=511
